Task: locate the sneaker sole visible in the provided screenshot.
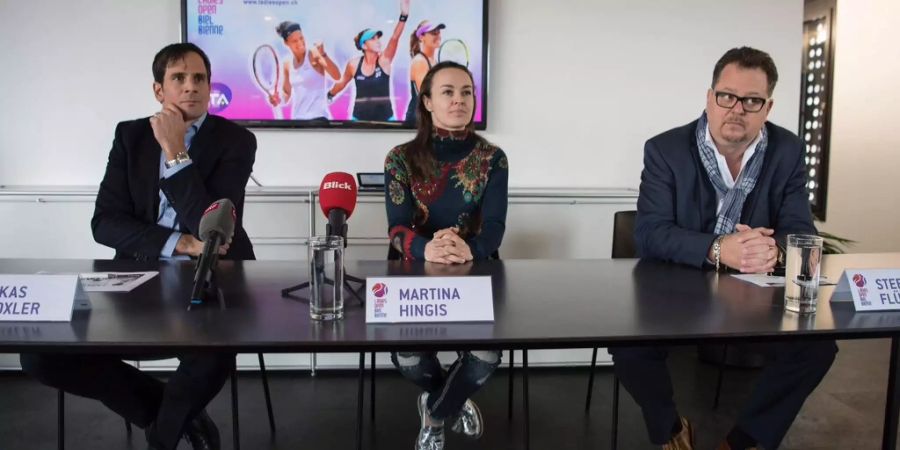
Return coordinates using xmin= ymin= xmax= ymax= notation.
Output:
xmin=418 ymin=394 xmax=427 ymax=429
xmin=460 ymin=400 xmax=484 ymax=440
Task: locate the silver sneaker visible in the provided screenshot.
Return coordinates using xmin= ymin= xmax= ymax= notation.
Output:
xmin=450 ymin=398 xmax=483 ymax=439
xmin=416 ymin=393 xmax=445 ymax=450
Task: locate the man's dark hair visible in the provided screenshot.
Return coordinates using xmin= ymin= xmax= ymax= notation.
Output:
xmin=152 ymin=43 xmax=212 ymax=84
xmin=712 ymin=47 xmax=778 ymax=95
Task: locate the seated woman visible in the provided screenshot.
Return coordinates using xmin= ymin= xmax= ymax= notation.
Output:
xmin=383 ymin=61 xmax=508 ymax=450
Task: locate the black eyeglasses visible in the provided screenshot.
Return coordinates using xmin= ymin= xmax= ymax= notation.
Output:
xmin=714 ymin=91 xmax=769 ymax=113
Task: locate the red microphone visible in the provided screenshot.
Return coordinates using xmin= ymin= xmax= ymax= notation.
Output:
xmin=319 ymin=172 xmax=358 ymax=242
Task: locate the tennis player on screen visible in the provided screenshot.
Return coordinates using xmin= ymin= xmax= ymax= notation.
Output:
xmin=328 ymin=0 xmax=410 ymax=122
xmin=268 ymin=21 xmax=341 ymax=121
xmin=404 ymin=20 xmax=444 ymax=124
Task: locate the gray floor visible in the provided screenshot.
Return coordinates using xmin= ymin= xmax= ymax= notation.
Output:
xmin=0 ymin=339 xmax=893 ymax=449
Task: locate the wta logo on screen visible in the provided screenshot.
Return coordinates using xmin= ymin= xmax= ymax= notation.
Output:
xmin=209 ymin=82 xmax=232 ymax=113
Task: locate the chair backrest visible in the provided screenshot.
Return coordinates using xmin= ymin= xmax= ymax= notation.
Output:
xmin=611 ymin=210 xmax=637 ymax=259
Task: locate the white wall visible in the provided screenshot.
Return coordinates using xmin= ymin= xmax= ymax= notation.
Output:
xmin=0 ymin=0 xmax=802 ymax=189
xmin=818 ymin=0 xmax=900 ymax=252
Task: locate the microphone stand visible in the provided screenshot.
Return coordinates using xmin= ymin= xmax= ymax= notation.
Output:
xmin=189 ymin=261 xmax=226 ymax=311
xmin=281 ymin=221 xmax=365 ymax=305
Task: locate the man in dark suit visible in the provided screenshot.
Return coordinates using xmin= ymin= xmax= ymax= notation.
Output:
xmin=20 ymin=43 xmax=256 ymax=450
xmin=610 ymin=47 xmax=837 ymax=450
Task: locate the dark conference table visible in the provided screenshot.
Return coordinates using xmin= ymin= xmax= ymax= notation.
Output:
xmin=1 ymin=254 xmax=899 ymax=449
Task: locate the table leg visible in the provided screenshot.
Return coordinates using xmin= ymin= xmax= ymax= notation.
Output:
xmin=523 ymin=350 xmax=530 ymax=450
xmin=882 ymin=336 xmax=900 ymax=450
xmin=357 ymin=353 xmax=365 ymax=450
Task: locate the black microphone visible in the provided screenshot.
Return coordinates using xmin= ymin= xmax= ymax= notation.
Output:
xmin=190 ymin=199 xmax=236 ymax=305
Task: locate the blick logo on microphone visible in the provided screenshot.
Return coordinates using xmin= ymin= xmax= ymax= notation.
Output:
xmin=203 ymin=202 xmax=221 ymax=215
xmin=322 ymin=181 xmax=353 ymax=190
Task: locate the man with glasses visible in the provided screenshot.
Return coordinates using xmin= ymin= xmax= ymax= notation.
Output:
xmin=610 ymin=47 xmax=837 ymax=450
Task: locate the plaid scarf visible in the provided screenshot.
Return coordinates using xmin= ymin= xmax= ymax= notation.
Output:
xmin=696 ymin=112 xmax=768 ymax=235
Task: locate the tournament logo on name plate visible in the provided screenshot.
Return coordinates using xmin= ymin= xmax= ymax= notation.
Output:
xmin=852 ymin=273 xmax=870 ymax=304
xmin=372 ymin=282 xmax=388 ymax=318
xmin=371 ymin=282 xmax=388 ymax=298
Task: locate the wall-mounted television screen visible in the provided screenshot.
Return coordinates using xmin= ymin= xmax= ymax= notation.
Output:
xmin=183 ymin=0 xmax=488 ymax=129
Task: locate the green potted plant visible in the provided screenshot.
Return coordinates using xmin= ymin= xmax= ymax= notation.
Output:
xmin=818 ymin=230 xmax=856 ymax=254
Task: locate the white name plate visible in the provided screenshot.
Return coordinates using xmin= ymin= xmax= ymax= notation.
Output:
xmin=366 ymin=276 xmax=494 ymax=323
xmin=0 ymin=275 xmax=86 ymax=322
xmin=831 ymin=269 xmax=900 ymax=311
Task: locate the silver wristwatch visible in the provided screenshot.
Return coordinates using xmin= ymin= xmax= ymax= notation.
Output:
xmin=713 ymin=235 xmax=723 ymax=272
xmin=164 ymin=151 xmax=191 ymax=169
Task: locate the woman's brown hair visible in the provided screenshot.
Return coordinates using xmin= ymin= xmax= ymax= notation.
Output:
xmin=403 ymin=61 xmax=485 ymax=183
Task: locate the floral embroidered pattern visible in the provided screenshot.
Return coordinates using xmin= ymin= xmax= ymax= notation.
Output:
xmin=411 ymin=164 xmax=452 ymax=205
xmin=389 ymin=225 xmax=417 ymax=259
xmin=456 ymin=211 xmax=482 ymax=240
xmin=433 ymin=128 xmax=470 ymax=141
xmin=452 ymin=142 xmax=498 ymax=204
xmin=457 ymin=212 xmax=470 ymax=228
xmin=384 ymin=146 xmax=409 ymax=185
xmin=383 ymin=130 xmax=508 ymax=260
xmin=413 ymin=199 xmax=430 ymax=225
xmin=389 ymin=180 xmax=405 ymax=205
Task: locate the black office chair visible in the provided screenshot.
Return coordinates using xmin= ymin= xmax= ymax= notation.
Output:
xmin=583 ymin=210 xmax=733 ymax=449
xmin=56 ymin=356 xmax=274 ymax=450
xmin=609 ymin=211 xmax=638 ymax=260
xmin=582 ymin=210 xmax=635 ymax=450
xmin=57 ymin=390 xmax=131 ymax=450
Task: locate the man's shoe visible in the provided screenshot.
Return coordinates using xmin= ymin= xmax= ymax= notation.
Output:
xmin=416 ymin=392 xmax=445 ymax=450
xmin=662 ymin=416 xmax=694 ymax=450
xmin=450 ymin=398 xmax=483 ymax=439
xmin=183 ymin=410 xmax=221 ymax=450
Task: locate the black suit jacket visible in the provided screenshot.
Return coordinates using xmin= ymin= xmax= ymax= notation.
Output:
xmin=92 ymin=114 xmax=257 ymax=261
xmin=634 ymin=119 xmax=816 ymax=268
